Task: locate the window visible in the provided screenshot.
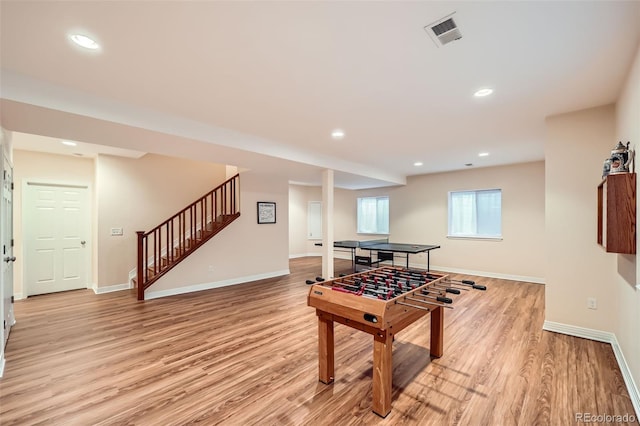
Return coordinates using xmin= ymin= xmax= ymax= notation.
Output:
xmin=448 ymin=189 xmax=502 ymax=238
xmin=357 ymin=196 xmax=389 ymax=234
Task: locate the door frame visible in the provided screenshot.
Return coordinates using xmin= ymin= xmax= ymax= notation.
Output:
xmin=22 ymin=179 xmax=93 ymax=297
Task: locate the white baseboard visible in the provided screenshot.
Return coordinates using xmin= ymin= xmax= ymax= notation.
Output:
xmin=13 ymin=293 xmax=24 ymax=301
xmin=289 ymin=253 xmax=320 ymax=259
xmin=428 ymin=264 xmax=545 ymax=284
xmin=543 ymin=321 xmax=640 ymax=417
xmin=92 ymin=282 xmax=133 ymax=295
xmin=288 ymin=253 xmax=356 ymax=260
xmin=0 ymin=355 xmax=5 ymax=378
xmin=144 ymin=269 xmax=291 ymax=300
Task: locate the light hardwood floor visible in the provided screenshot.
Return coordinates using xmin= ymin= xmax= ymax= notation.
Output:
xmin=0 ymin=257 xmax=637 ymax=425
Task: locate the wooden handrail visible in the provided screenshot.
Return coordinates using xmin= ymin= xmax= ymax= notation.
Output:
xmin=136 ymin=174 xmax=240 ymax=300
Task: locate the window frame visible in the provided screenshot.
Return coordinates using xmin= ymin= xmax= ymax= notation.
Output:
xmin=447 ymin=188 xmax=503 ymax=240
xmin=356 ymin=195 xmax=390 ymax=235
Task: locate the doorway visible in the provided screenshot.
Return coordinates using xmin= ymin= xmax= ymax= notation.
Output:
xmin=23 ymin=182 xmax=90 ymax=296
xmin=2 ymin=153 xmax=14 ymax=344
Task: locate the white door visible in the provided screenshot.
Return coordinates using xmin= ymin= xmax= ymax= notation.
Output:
xmin=24 ymin=182 xmax=90 ymax=296
xmin=2 ymin=155 xmax=14 ymax=343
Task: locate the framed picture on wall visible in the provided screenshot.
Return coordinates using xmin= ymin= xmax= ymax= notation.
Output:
xmin=257 ymin=201 xmax=276 ymax=224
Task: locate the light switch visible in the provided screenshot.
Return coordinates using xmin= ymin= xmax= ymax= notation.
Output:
xmin=110 ymin=227 xmax=124 ymax=236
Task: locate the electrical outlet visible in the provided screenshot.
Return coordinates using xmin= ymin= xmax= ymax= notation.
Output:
xmin=587 ymin=297 xmax=597 ymax=310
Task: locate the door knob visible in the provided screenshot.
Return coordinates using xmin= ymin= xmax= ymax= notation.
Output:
xmin=81 ymin=241 xmax=86 ymax=246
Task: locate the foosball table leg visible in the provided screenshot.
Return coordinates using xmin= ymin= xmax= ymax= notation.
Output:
xmin=372 ymin=330 xmax=393 ymax=417
xmin=317 ymin=313 xmax=335 ymax=384
xmin=430 ymin=306 xmax=444 ymax=357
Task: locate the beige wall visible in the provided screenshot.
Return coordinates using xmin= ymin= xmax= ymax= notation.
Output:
xmin=545 ymin=105 xmax=618 ymax=329
xmin=545 ymin=61 xmax=640 ymax=391
xmin=96 ymin=153 xmax=227 ymax=287
xmin=13 ymin=150 xmax=96 ymax=297
xmin=615 ymin=42 xmax=640 ymax=396
xmin=147 ymin=171 xmax=290 ymax=297
xmin=288 ymin=185 xmax=314 ymax=257
xmin=289 ymin=185 xmax=357 ymax=258
xmin=289 ymin=161 xmax=546 ymax=281
xmin=376 ymin=162 xmax=545 ymax=280
xmin=14 ymin=148 xmax=290 ymax=299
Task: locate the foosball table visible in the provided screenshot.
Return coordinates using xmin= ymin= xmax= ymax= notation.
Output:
xmin=307 ymin=266 xmax=485 ymax=417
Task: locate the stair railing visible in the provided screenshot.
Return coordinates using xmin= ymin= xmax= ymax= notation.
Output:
xmin=136 ymin=173 xmax=240 ymax=300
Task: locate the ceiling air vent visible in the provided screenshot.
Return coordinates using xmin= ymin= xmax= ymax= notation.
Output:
xmin=425 ymin=13 xmax=462 ymax=47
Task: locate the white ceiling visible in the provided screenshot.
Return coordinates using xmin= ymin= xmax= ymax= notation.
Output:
xmin=1 ymin=1 xmax=639 ymax=189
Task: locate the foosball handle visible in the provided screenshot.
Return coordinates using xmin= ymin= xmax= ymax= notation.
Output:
xmin=461 ymin=279 xmax=475 ymax=285
xmin=445 ymin=288 xmax=461 ymax=295
xmin=473 ymin=284 xmax=487 ymax=291
xmin=305 ymin=280 xmax=315 ymax=285
xmin=437 ymin=296 xmax=453 ymax=304
xmin=316 ymin=276 xmax=325 ymax=282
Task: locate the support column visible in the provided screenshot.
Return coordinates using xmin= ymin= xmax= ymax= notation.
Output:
xmin=322 ymin=169 xmax=334 ymax=279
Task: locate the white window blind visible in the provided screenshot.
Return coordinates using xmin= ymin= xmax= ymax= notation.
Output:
xmin=357 ymin=196 xmax=389 ymax=234
xmin=448 ymin=189 xmax=502 ymax=238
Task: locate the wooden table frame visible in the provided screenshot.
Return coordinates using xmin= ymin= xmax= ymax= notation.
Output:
xmin=314 ymin=305 xmax=444 ymax=417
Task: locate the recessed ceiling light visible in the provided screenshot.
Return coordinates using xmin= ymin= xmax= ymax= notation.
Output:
xmin=478 ymin=152 xmax=490 ymax=157
xmin=474 ymin=88 xmax=493 ymax=97
xmin=62 ymin=140 xmax=77 ymax=146
xmin=414 ymin=162 xmax=423 ymax=166
xmin=70 ymin=34 xmax=100 ymax=50
xmin=331 ymin=129 xmax=345 ymax=140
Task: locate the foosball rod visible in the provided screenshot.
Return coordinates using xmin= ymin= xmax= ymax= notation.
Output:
xmin=365 ymin=273 xmax=431 ymax=290
xmin=416 ymin=291 xmax=453 ymax=304
xmin=355 ymin=277 xmax=445 ymax=296
xmin=334 ymin=279 xmax=445 ymax=302
xmin=405 ymin=296 xmax=454 ymax=309
xmin=336 ymin=272 xmax=447 ymax=294
xmin=430 ymin=284 xmax=463 ymax=294
xmin=443 ymin=278 xmax=487 ymax=290
xmin=396 ymin=301 xmax=432 ymax=311
xmin=371 ymin=271 xmax=431 ymax=283
xmin=431 ymin=283 xmax=467 ymax=293
xmin=335 ymin=281 xmax=414 ymax=300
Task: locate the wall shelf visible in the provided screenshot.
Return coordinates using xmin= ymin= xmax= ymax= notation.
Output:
xmin=597 ymin=173 xmax=636 ymax=254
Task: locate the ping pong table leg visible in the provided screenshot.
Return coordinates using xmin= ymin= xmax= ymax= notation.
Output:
xmin=351 ymin=247 xmax=356 ymax=273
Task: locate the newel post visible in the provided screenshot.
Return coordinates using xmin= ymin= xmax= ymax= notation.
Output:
xmin=136 ymin=231 xmax=145 ymax=301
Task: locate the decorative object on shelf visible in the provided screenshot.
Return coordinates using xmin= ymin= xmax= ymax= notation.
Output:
xmin=597 ymin=172 xmax=636 ymax=254
xmin=257 ymin=201 xmax=276 ymax=224
xmin=602 ymin=158 xmax=611 ymax=179
xmin=607 ymin=141 xmax=635 ymax=175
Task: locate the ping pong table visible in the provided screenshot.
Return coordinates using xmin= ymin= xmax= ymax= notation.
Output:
xmin=318 ymin=238 xmax=440 ymax=272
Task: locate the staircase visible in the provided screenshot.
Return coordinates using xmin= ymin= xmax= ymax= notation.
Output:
xmin=136 ymin=174 xmax=240 ymax=300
